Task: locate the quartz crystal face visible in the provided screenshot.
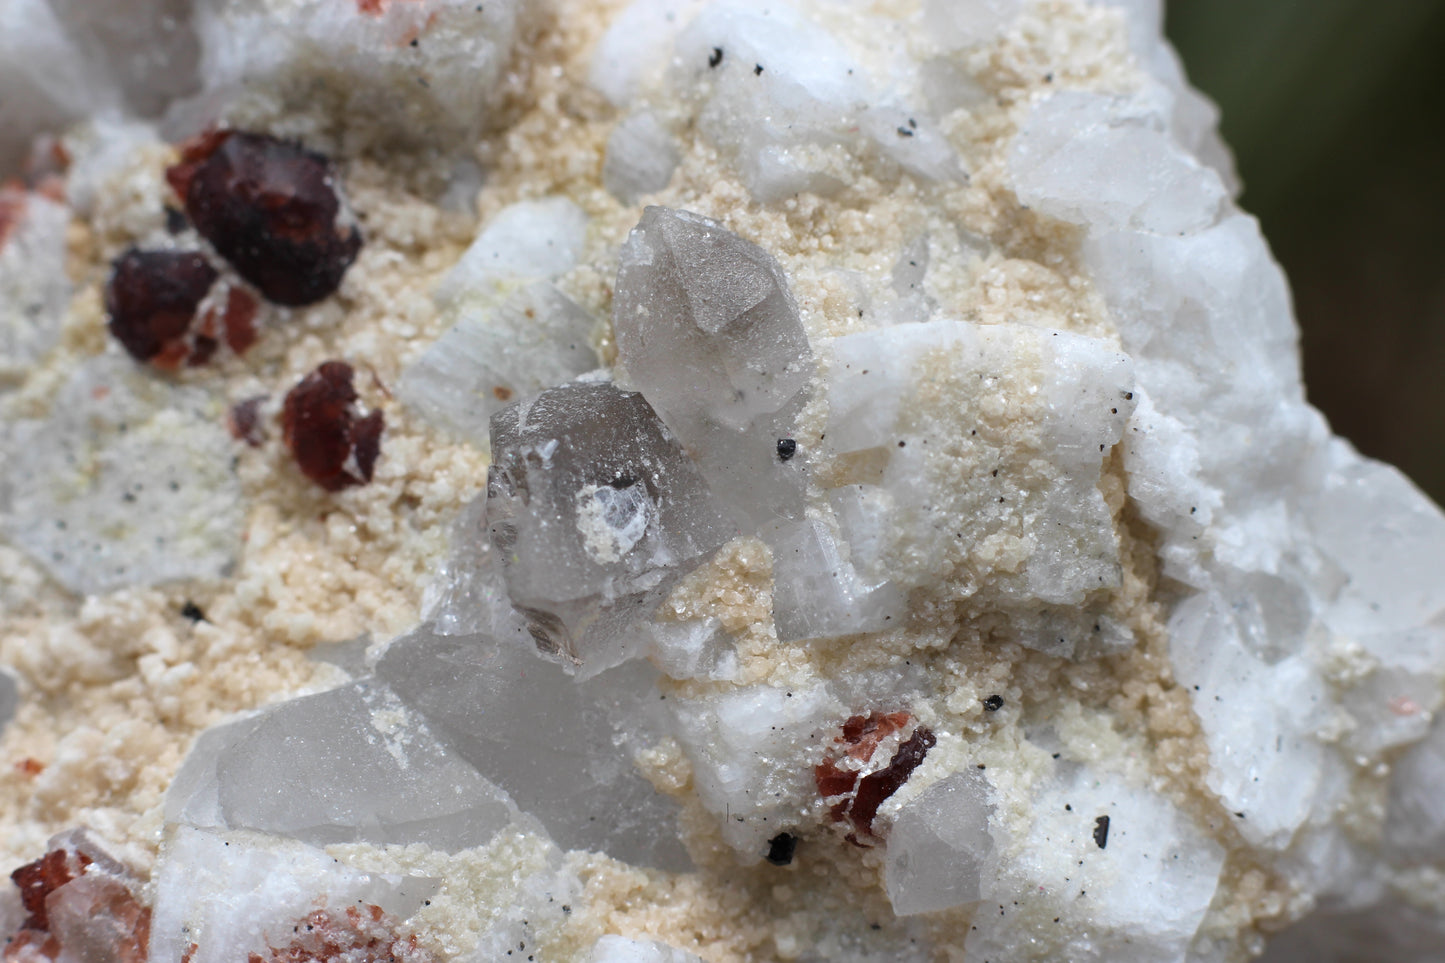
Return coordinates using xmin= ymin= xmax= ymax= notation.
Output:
xmin=4 ymin=2 xmax=1445 ymax=962
xmin=486 ymin=380 xmax=734 ymax=671
xmin=615 ymin=205 xmax=813 ymax=526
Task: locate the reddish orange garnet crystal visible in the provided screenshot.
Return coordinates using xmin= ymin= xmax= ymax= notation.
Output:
xmin=281 ymin=361 xmax=384 ymax=492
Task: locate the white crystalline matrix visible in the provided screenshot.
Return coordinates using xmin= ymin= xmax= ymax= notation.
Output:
xmin=0 ymin=2 xmax=1442 ymax=963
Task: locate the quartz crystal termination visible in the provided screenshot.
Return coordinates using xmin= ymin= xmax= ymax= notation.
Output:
xmin=615 ymin=206 xmax=814 ymax=529
xmin=486 ymin=380 xmax=734 ymax=673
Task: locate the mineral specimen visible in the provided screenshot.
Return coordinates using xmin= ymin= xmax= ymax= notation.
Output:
xmin=178 ymin=131 xmax=362 ymax=306
xmin=485 ymin=380 xmax=733 ymax=671
xmin=2 ymin=1 xmax=1444 ymax=962
xmin=281 ymin=361 xmax=385 ymax=492
xmin=614 ymin=206 xmax=813 ymax=528
xmin=105 ymin=248 xmax=219 ymax=367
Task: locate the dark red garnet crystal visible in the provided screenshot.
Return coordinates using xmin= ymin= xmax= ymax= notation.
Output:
xmin=281 ymin=361 xmax=384 ymax=492
xmin=105 ymin=249 xmax=219 ymax=367
xmin=180 ymin=131 xmax=362 ymax=307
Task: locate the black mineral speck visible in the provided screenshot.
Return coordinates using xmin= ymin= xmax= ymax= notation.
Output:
xmin=183 ymin=131 xmax=362 ymax=307
xmin=776 ymin=438 xmax=797 ymax=462
xmin=983 ymin=694 xmax=1004 ymax=712
xmin=1093 ymin=814 xmax=1110 ymax=849
xmin=180 ymin=601 xmax=207 ymax=623
xmin=708 ymin=46 xmax=724 ymax=68
xmin=765 ymin=832 xmax=798 ymax=866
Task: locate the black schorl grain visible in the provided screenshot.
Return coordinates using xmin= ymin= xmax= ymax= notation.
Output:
xmin=1093 ymin=814 xmax=1111 ymax=849
xmin=766 ymin=832 xmax=798 ymax=866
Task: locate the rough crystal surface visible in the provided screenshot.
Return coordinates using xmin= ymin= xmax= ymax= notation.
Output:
xmin=400 ymin=282 xmax=598 ymax=447
xmin=0 ymin=186 xmax=69 ymax=384
xmin=965 ymin=762 xmax=1226 ymax=963
xmin=150 ymin=828 xmax=436 ymax=963
xmin=587 ymin=936 xmax=704 ymax=963
xmin=191 ymin=0 xmax=528 ymax=149
xmin=0 ymin=355 xmax=243 ymax=594
xmin=670 ymin=3 xmax=963 ymax=201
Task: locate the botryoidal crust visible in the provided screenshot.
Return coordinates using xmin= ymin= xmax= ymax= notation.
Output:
xmin=0 ymin=1 xmax=1442 ymax=962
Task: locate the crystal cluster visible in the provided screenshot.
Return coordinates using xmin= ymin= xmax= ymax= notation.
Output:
xmin=2 ymin=1 xmax=1444 ymax=962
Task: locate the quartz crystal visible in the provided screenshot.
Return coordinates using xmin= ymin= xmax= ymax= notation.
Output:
xmin=615 ymin=206 xmax=813 ymax=527
xmin=486 ymin=380 xmax=733 ymax=671
xmin=3 ymin=1 xmax=1445 ymax=962
xmin=0 ymin=187 xmax=69 ymax=383
xmin=165 ymin=680 xmax=516 ymax=850
xmin=401 ymin=282 xmax=599 ymax=447
xmin=0 ymin=355 xmax=243 ymax=594
xmin=375 ymin=626 xmax=692 ymax=870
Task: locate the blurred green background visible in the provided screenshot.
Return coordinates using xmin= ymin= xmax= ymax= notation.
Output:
xmin=1165 ymin=0 xmax=1445 ymax=504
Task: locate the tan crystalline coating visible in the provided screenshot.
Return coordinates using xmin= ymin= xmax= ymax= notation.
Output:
xmin=0 ymin=0 xmax=1300 ymax=959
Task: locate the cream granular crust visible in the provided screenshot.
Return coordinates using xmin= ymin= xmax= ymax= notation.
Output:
xmin=0 ymin=0 xmax=1300 ymax=959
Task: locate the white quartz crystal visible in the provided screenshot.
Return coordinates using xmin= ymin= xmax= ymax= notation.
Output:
xmin=376 ymin=626 xmax=693 ymax=870
xmin=670 ymin=3 xmax=963 ymax=201
xmin=604 ymin=112 xmax=682 ymax=205
xmin=965 ymin=762 xmax=1226 ymax=963
xmin=191 ymin=0 xmax=528 ymax=148
xmin=0 ymin=0 xmax=114 ymax=171
xmin=150 ymin=828 xmax=437 ymax=963
xmin=587 ymin=936 xmax=705 ymax=963
xmin=0 ymin=187 xmax=69 ymax=384
xmin=486 ymin=380 xmax=734 ymax=672
xmin=669 ymin=681 xmax=841 ymax=859
xmin=615 ymin=206 xmax=813 ymax=527
xmin=1011 ymin=90 xmax=1229 ymax=236
xmin=434 ymin=197 xmax=590 ymax=305
xmin=0 ymin=354 xmax=243 ymax=594
xmin=882 ymin=768 xmax=993 ymax=916
xmin=400 ymin=282 xmax=599 ymax=447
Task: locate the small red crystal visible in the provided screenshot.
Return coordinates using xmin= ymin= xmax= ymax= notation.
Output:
xmin=11 ymin=849 xmax=90 ymax=931
xmin=182 ymin=132 xmax=362 ymax=307
xmin=5 ymin=842 xmax=150 ymax=963
xmin=815 ymin=711 xmax=935 ymax=843
xmin=165 ymin=129 xmax=232 ymax=203
xmin=105 ymin=249 xmax=219 ymax=368
xmin=281 ymin=362 xmax=385 ymax=491
xmin=250 ymin=904 xmax=433 ymax=963
xmin=228 ymin=396 xmax=269 ymax=448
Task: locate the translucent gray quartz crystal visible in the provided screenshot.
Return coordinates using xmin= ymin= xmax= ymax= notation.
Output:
xmin=487 ymin=380 xmax=733 ymax=673
xmin=376 ymin=625 xmax=692 ymax=871
xmin=164 ymin=680 xmax=514 ymax=851
xmin=614 ymin=206 xmax=813 ymax=527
